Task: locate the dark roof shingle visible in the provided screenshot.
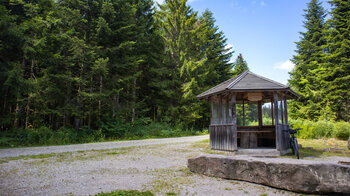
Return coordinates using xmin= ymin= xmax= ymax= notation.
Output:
xmin=197 ymin=71 xmax=298 ymax=99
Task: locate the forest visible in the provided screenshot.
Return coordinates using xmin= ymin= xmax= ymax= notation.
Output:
xmin=0 ymin=0 xmax=349 ymax=147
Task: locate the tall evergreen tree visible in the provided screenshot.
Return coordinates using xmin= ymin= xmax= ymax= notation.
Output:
xmin=288 ymin=0 xmax=327 ymax=120
xmin=156 ymin=0 xmax=206 ymax=126
xmin=195 ymin=9 xmax=233 ymax=127
xmin=321 ymin=0 xmax=350 ymax=121
xmin=232 ymin=53 xmax=248 ymax=76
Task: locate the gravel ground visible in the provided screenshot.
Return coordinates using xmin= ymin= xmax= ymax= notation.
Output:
xmin=1 ymin=136 xmax=348 ymax=196
xmin=0 ymin=135 xmax=209 ymax=158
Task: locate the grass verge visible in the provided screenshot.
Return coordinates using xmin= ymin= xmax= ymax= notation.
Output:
xmin=95 ymin=190 xmax=153 ymax=196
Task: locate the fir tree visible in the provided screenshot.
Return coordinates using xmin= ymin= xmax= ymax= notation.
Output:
xmin=288 ymin=0 xmax=327 ymax=120
xmin=321 ymin=0 xmax=350 ymax=121
xmin=232 ymin=53 xmax=248 ymax=76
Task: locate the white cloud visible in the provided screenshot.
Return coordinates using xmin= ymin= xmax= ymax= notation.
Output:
xmin=225 ymin=44 xmax=235 ymax=64
xmin=154 ymin=0 xmax=199 ymax=5
xmin=225 ymin=43 xmax=235 ymax=53
xmin=260 ymin=1 xmax=266 ymax=6
xmin=154 ymin=0 xmax=164 ymax=5
xmin=274 ymin=60 xmax=295 ymax=71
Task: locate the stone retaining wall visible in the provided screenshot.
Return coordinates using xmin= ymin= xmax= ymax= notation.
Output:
xmin=188 ymin=154 xmax=350 ymax=194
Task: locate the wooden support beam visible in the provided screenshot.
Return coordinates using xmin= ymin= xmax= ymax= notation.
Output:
xmin=226 ymin=96 xmax=230 ymax=124
xmin=242 ymin=99 xmax=245 ymax=126
xmin=231 ymin=94 xmax=237 ymax=126
xmin=210 ymin=97 xmax=214 ymax=125
xmin=280 ymin=95 xmax=284 ymax=125
xmin=258 ymin=101 xmax=262 ymax=129
xmin=231 ymin=94 xmax=237 ymax=150
xmin=219 ymin=96 xmax=223 ymax=124
xmin=273 ymin=93 xmax=280 ymax=151
xmin=271 ymin=98 xmax=274 ymax=125
xmin=284 ymin=98 xmax=288 ymax=125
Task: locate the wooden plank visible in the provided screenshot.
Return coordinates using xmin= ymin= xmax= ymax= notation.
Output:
xmin=226 ymin=97 xmax=230 ymax=124
xmin=271 ymin=99 xmax=274 ymax=125
xmin=237 ymin=131 xmax=273 ymax=133
xmin=231 ymin=94 xmax=237 ymax=150
xmin=280 ymin=95 xmax=284 ymax=125
xmin=218 ymin=125 xmax=221 ymax=150
xmin=284 ymin=98 xmax=288 ymax=125
xmin=273 ymin=93 xmax=280 ymax=151
xmin=241 ymin=133 xmax=249 ymax=148
xmin=258 ymin=101 xmax=262 ymax=128
xmin=250 ymin=133 xmax=258 ymax=148
xmin=219 ymin=96 xmax=223 ymax=124
xmin=209 ymin=126 xmax=212 ymax=149
xmin=210 ymin=98 xmax=214 ymax=125
xmin=242 ymin=100 xmax=245 ymax=126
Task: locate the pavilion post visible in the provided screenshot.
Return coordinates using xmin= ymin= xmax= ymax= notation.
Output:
xmin=231 ymin=94 xmax=237 ymax=150
xmin=284 ymin=98 xmax=288 ymax=125
xmin=219 ymin=96 xmax=223 ymax=124
xmin=258 ymin=101 xmax=262 ymax=129
xmin=273 ymin=93 xmax=280 ymax=151
xmin=280 ymin=95 xmax=284 ymax=125
xmin=242 ymin=100 xmax=245 ymax=126
xmin=210 ymin=98 xmax=214 ymax=125
xmin=226 ymin=96 xmax=230 ymax=124
xmin=271 ymin=99 xmax=274 ymax=125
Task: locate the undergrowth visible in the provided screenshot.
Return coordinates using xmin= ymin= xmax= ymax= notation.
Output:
xmin=0 ymin=121 xmax=208 ymax=148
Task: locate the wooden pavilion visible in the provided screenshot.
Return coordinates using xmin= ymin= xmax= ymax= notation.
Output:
xmin=197 ymin=71 xmax=299 ymax=155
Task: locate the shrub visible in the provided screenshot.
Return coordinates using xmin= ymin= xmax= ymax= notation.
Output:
xmin=313 ymin=120 xmax=334 ymax=138
xmin=333 ymin=121 xmax=350 ymax=140
xmin=289 ymin=119 xmax=350 ymax=140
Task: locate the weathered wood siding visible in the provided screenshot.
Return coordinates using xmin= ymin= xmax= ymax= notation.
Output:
xmin=210 ymin=124 xmax=237 ymax=151
xmin=282 ymin=124 xmax=290 ymax=150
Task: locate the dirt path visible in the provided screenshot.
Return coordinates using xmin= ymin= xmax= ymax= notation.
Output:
xmin=0 ymin=136 xmax=302 ymax=196
xmin=0 ymin=135 xmax=209 ymax=158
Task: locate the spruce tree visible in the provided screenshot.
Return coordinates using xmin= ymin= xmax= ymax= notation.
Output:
xmin=321 ymin=0 xmax=350 ymax=121
xmin=156 ymin=0 xmax=206 ymax=126
xmin=232 ymin=53 xmax=248 ymax=76
xmin=196 ymin=9 xmax=234 ymax=127
xmin=288 ymin=0 xmax=327 ymax=120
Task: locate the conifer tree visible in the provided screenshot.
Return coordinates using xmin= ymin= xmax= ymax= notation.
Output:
xmin=232 ymin=53 xmax=248 ymax=76
xmin=288 ymin=0 xmax=327 ymax=120
xmin=321 ymin=0 xmax=350 ymax=121
xmin=156 ymin=0 xmax=206 ymax=126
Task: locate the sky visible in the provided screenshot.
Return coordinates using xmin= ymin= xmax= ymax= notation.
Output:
xmin=155 ymin=0 xmax=332 ymax=85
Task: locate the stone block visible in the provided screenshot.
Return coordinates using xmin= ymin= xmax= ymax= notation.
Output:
xmin=188 ymin=154 xmax=350 ymax=194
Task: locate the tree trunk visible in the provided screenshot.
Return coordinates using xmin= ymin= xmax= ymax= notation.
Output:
xmin=98 ymin=75 xmax=103 ymax=119
xmin=113 ymin=92 xmax=120 ymax=118
xmin=131 ymin=78 xmax=136 ymax=122
xmin=14 ymin=57 xmax=26 ymax=128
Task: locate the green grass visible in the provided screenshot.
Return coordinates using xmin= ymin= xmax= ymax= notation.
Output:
xmin=94 ymin=190 xmax=153 ymax=196
xmin=284 ymin=138 xmax=350 ymax=158
xmin=0 ymin=123 xmax=208 ymax=148
xmin=193 ymin=138 xmax=349 ymax=159
xmin=0 ymin=146 xmax=138 ymax=164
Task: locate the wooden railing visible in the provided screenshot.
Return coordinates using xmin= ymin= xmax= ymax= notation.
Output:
xmin=209 ymin=124 xmax=237 ymax=151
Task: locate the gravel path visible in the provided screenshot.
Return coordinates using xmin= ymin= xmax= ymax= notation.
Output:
xmin=0 ymin=135 xmax=209 ymax=158
xmin=0 ymin=136 xmax=301 ymax=196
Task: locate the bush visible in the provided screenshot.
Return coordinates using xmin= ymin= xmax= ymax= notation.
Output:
xmin=333 ymin=121 xmax=350 ymax=140
xmin=313 ymin=120 xmax=334 ymax=138
xmin=0 ymin=119 xmax=207 ymax=148
xmin=0 ymin=126 xmax=105 ymax=147
xmin=289 ymin=119 xmax=350 ymax=140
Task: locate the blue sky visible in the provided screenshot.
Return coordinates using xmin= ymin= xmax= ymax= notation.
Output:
xmin=155 ymin=0 xmax=331 ymax=85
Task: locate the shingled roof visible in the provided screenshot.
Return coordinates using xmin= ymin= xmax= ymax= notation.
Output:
xmin=197 ymin=71 xmax=299 ymax=99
